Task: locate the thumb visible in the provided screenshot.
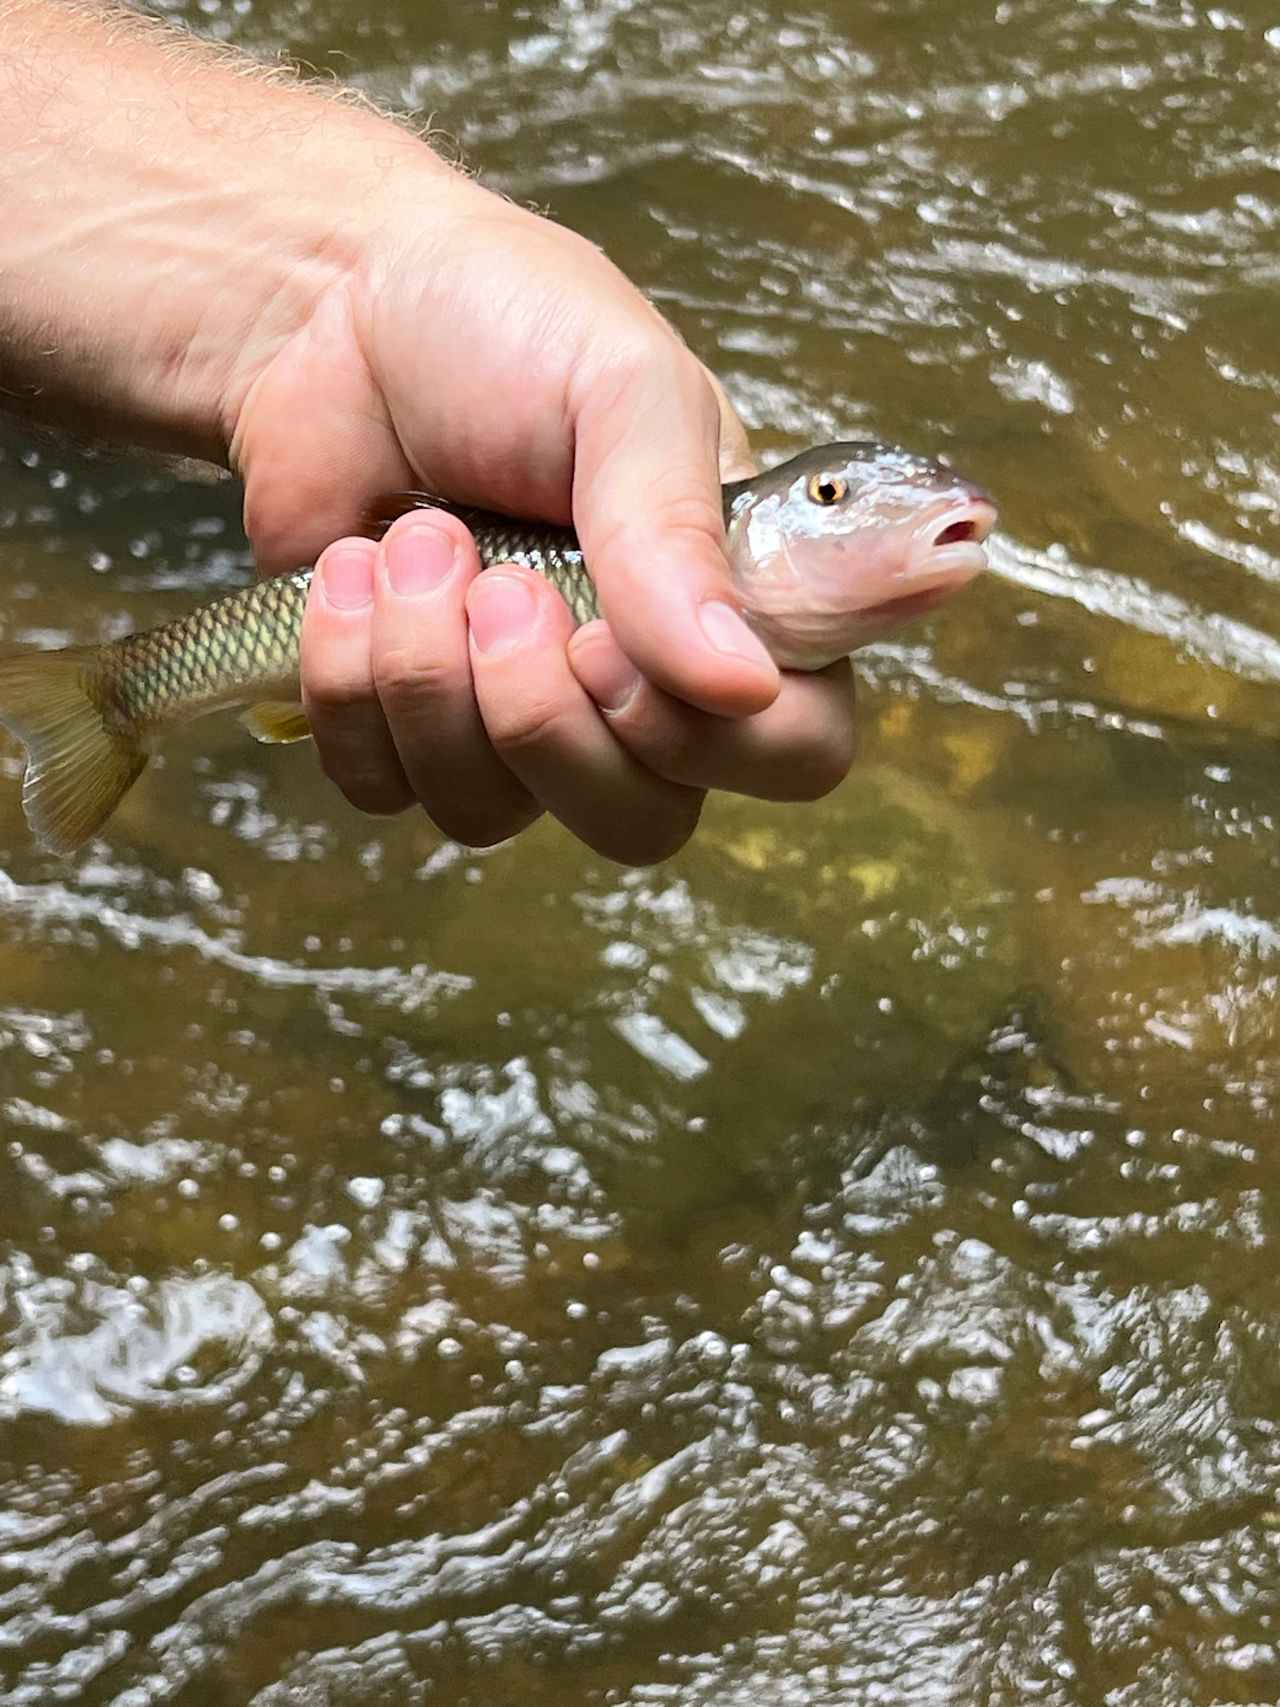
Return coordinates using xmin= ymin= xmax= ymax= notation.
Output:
xmin=569 ymin=341 xmax=779 ymax=719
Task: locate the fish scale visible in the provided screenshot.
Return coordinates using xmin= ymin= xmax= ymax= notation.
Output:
xmin=111 ymin=523 xmax=596 ymax=730
xmin=113 ymin=572 xmax=312 ymax=726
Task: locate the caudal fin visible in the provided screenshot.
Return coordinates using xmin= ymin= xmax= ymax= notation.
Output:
xmin=0 ymin=650 xmax=147 ymax=855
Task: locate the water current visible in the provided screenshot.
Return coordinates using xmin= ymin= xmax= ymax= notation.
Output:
xmin=1 ymin=1 xmax=1278 ymax=1701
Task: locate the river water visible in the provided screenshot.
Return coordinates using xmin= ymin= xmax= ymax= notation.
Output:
xmin=1 ymin=2 xmax=1278 ymax=1702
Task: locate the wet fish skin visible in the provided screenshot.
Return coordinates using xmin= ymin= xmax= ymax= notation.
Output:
xmin=0 ymin=441 xmax=996 ymax=855
xmin=94 ymin=516 xmax=603 ymax=733
xmin=0 ymin=519 xmax=596 ymax=858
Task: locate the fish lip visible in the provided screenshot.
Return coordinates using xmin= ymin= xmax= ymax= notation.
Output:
xmin=904 ymin=496 xmax=998 ymax=580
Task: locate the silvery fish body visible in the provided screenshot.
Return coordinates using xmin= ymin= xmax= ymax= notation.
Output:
xmin=91 ymin=518 xmax=598 ymax=735
xmin=0 ymin=442 xmax=995 ymax=855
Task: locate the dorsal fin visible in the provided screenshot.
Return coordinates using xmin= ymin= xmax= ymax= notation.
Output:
xmin=364 ymin=490 xmax=468 ymax=537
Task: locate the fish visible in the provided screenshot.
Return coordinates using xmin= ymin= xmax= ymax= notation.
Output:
xmin=0 ymin=441 xmax=995 ymax=855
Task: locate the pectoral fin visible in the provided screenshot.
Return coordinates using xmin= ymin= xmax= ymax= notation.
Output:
xmin=239 ymin=702 xmax=313 ymax=745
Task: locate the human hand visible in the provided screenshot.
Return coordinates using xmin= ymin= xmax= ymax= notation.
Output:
xmin=230 ymin=175 xmax=855 ymax=863
xmin=0 ymin=9 xmax=853 ymax=862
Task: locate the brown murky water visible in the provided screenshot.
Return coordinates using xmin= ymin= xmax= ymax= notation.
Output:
xmin=2 ymin=1 xmax=1279 ymax=1701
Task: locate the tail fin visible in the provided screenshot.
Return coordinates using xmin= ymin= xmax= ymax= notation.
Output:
xmin=0 ymin=650 xmax=147 ymax=856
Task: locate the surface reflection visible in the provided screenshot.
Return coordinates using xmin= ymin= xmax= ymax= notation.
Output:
xmin=3 ymin=0 xmax=1280 ymax=1703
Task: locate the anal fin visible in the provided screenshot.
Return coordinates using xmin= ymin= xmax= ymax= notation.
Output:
xmin=239 ymin=702 xmax=312 ymax=745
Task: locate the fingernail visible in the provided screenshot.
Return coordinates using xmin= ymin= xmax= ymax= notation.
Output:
xmin=698 ymin=599 xmax=774 ymax=671
xmin=469 ymin=574 xmax=537 ymax=656
xmin=385 ymin=525 xmax=457 ymax=596
xmin=323 ymin=547 xmax=373 ymax=611
xmin=573 ymin=637 xmax=641 ymax=714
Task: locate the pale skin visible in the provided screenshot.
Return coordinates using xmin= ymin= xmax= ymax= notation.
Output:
xmin=0 ymin=2 xmax=855 ymax=864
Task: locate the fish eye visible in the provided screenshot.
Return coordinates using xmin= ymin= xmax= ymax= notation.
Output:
xmin=807 ymin=473 xmax=847 ymax=506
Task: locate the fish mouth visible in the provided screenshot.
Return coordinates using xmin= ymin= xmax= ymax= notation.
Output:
xmin=905 ymin=494 xmax=999 ymax=580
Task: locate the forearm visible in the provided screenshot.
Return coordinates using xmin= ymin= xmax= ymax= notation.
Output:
xmin=0 ymin=0 xmax=449 ymax=459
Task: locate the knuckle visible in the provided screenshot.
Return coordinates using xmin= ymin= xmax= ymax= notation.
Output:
xmin=583 ymin=326 xmax=681 ymax=399
xmin=304 ymin=674 xmax=370 ymax=717
xmin=488 ymin=695 xmax=568 ymax=756
xmin=590 ymin=486 xmax=724 ymax=578
xmin=586 ymin=793 xmax=704 ymax=867
xmin=429 ymin=803 xmax=542 ymax=850
xmin=247 ymin=480 xmax=353 ymax=575
xmin=772 ymin=731 xmax=856 ymax=802
xmin=372 ymin=647 xmax=454 ymax=706
xmin=651 ymin=485 xmax=726 ymax=539
xmin=244 ymin=493 xmax=303 ymax=569
xmin=624 ymin=724 xmax=703 ymax=789
xmin=327 ymin=768 xmax=413 ymax=817
xmin=606 ymin=701 xmax=711 ymax=789
xmin=313 ymin=734 xmax=413 ymax=817
xmin=655 ymin=495 xmax=727 ymax=546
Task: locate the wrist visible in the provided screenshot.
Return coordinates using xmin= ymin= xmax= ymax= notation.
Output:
xmin=0 ymin=2 xmax=459 ymax=463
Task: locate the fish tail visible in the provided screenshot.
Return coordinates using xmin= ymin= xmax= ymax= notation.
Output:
xmin=0 ymin=649 xmax=147 ymax=855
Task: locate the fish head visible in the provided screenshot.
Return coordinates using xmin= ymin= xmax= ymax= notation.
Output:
xmin=723 ymin=440 xmax=997 ymax=669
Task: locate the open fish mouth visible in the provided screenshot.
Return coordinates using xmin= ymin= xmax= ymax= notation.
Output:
xmin=850 ymin=492 xmax=997 ymax=632
xmin=907 ymin=494 xmax=999 ymax=580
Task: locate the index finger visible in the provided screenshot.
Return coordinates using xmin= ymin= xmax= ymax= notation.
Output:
xmin=704 ymin=366 xmax=758 ymax=483
xmin=568 ymin=338 xmax=779 ymax=720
